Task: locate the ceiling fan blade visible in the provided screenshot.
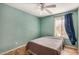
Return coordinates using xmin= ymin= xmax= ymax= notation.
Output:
xmin=45 ymin=8 xmax=52 ymax=14
xmin=45 ymin=4 xmax=56 ymax=8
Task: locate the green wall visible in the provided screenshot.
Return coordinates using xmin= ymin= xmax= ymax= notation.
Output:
xmin=73 ymin=11 xmax=78 ymax=41
xmin=40 ymin=16 xmax=54 ymax=36
xmin=78 ymin=8 xmax=79 ymax=51
xmin=40 ymin=10 xmax=78 ymax=47
xmin=0 ymin=4 xmax=40 ymax=53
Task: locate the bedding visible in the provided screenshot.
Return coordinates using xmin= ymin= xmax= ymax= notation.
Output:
xmin=26 ymin=36 xmax=64 ymax=55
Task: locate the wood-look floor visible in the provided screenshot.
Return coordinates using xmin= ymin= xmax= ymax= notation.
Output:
xmin=61 ymin=46 xmax=77 ymax=55
xmin=4 ymin=46 xmax=78 ymax=55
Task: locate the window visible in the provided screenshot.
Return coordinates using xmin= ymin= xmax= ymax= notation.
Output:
xmin=54 ymin=16 xmax=68 ymax=38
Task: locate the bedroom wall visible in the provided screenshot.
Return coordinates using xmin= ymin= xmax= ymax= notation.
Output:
xmin=0 ymin=4 xmax=40 ymax=53
xmin=39 ymin=16 xmax=55 ymax=36
xmin=40 ymin=10 xmax=78 ymax=48
xmin=78 ymin=8 xmax=79 ymax=53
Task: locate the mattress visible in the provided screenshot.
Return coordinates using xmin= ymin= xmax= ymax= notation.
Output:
xmin=26 ymin=36 xmax=64 ymax=55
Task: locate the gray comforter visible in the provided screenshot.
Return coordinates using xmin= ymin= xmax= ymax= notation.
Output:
xmin=26 ymin=36 xmax=64 ymax=55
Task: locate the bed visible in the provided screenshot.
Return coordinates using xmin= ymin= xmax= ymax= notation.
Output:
xmin=26 ymin=36 xmax=64 ymax=55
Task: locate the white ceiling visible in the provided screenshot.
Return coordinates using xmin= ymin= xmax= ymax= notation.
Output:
xmin=5 ymin=3 xmax=79 ymax=17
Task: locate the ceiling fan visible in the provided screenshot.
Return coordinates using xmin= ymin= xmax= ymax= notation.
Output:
xmin=38 ymin=3 xmax=56 ymax=14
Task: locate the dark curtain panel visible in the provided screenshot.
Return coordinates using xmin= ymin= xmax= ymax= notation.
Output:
xmin=64 ymin=13 xmax=77 ymax=45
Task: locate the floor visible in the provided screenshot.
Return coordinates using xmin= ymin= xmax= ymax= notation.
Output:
xmin=4 ymin=45 xmax=78 ymax=55
xmin=61 ymin=46 xmax=77 ymax=55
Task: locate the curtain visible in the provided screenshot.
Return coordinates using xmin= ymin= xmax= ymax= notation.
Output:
xmin=64 ymin=13 xmax=77 ymax=45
